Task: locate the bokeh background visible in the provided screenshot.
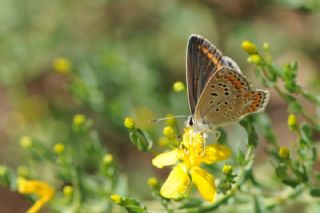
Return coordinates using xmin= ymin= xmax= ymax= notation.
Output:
xmin=0 ymin=0 xmax=319 ymax=211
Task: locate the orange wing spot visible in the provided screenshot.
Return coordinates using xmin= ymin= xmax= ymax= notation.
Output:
xmin=202 ymin=48 xmax=209 ymax=54
xmin=234 ymin=82 xmax=242 ymax=89
xmin=211 ymin=55 xmax=220 ymax=65
xmin=244 ymin=92 xmax=251 ymax=97
xmin=207 ymin=53 xmax=213 ymax=59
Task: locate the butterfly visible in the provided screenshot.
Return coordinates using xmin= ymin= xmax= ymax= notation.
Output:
xmin=186 ymin=34 xmax=269 ymax=132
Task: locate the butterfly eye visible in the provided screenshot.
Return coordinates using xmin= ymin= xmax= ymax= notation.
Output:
xmin=188 ymin=118 xmax=193 ymax=126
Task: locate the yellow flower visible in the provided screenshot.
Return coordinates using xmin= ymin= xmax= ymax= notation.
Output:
xmin=20 ymin=136 xmax=32 ymax=149
xmin=0 ymin=165 xmax=8 ymax=176
xmin=162 ymin=126 xmax=175 ymax=138
xmin=287 ymin=114 xmax=297 ymax=130
xmin=73 ymin=114 xmax=86 ymax=126
xmin=63 ymin=185 xmax=73 ymax=197
xmin=173 ymin=81 xmax=185 ymax=92
xmin=147 ymin=177 xmax=158 ymax=187
xmin=222 ymin=164 xmax=233 ymax=174
xmin=124 ymin=117 xmax=135 ymax=129
xmin=110 ymin=194 xmax=122 ymax=204
xmin=247 ymin=54 xmax=261 ymax=64
xmin=279 ymin=147 xmax=290 ymax=159
xmin=53 ymin=57 xmax=72 ymax=74
xmin=53 ymin=143 xmax=65 ymax=154
xmin=241 ymin=41 xmax=258 ymax=54
xmin=152 ymin=128 xmax=232 ymax=202
xmin=103 ymin=154 xmax=113 ymax=165
xmin=17 ymin=177 xmax=55 ymax=213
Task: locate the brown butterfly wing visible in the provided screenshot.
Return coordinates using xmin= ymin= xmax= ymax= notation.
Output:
xmin=186 ymin=34 xmax=226 ymax=114
xmin=194 ymin=67 xmax=269 ymax=128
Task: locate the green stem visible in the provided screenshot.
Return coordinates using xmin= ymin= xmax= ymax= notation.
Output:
xmin=70 ymin=168 xmax=81 ymax=213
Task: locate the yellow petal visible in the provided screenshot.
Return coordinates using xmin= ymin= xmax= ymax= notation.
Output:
xmin=202 ymin=144 xmax=232 ymax=164
xmin=190 ymin=166 xmax=216 ymax=202
xmin=152 ymin=150 xmax=178 ymax=168
xmin=160 ymin=164 xmax=190 ymax=199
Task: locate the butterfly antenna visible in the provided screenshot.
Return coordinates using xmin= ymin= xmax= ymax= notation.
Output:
xmin=151 ymin=115 xmax=188 ymax=123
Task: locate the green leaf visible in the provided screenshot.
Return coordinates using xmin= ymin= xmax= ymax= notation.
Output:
xmin=122 ymin=197 xmax=148 ymax=213
xmin=310 ymin=188 xmax=320 ymax=197
xmin=217 ymin=128 xmax=227 ymax=145
xmin=284 ymin=81 xmax=300 ymax=93
xmin=282 ymin=177 xmax=300 ymax=188
xmin=240 ymin=115 xmax=259 ymax=147
xmin=254 ymin=195 xmax=265 ymax=213
xmin=287 ymin=100 xmax=303 ymax=114
xmin=300 ymin=123 xmax=312 ymax=144
xmin=129 ymin=128 xmax=153 ymax=151
xmin=237 ymin=149 xmax=245 ymax=165
xmin=275 ymin=163 xmax=287 ymax=178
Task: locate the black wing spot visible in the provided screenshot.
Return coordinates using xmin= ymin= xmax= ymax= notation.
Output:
xmin=224 ymin=88 xmax=228 ymax=91
xmin=211 ymin=85 xmax=215 ymax=88
xmin=228 ymin=106 xmax=233 ymax=110
xmin=210 ymin=93 xmax=218 ymax=96
xmin=224 ymin=102 xmax=229 ymax=105
xmin=224 ymin=92 xmax=230 ymax=96
xmin=215 ymin=108 xmax=220 ymax=112
xmin=209 ymin=100 xmax=214 ymax=104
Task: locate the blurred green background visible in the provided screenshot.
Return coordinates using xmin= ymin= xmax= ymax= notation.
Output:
xmin=0 ymin=0 xmax=319 ymax=211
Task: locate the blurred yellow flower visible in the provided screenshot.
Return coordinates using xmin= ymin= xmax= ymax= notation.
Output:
xmin=17 ymin=177 xmax=55 ymax=213
xmin=152 ymin=128 xmax=231 ymax=202
xmin=173 ymin=81 xmax=185 ymax=92
xmin=73 ymin=114 xmax=86 ymax=126
xmin=0 ymin=165 xmax=8 ymax=176
xmin=53 ymin=57 xmax=72 ymax=74
xmin=53 ymin=143 xmax=65 ymax=154
xmin=17 ymin=166 xmax=29 ymax=177
xmin=63 ymin=185 xmax=73 ymax=197
xmin=247 ymin=54 xmax=261 ymax=64
xmin=263 ymin=42 xmax=270 ymax=51
xmin=124 ymin=117 xmax=135 ymax=129
xmin=20 ymin=136 xmax=32 ymax=149
xmin=288 ymin=114 xmax=297 ymax=130
xmin=147 ymin=177 xmax=158 ymax=187
xmin=279 ymin=147 xmax=290 ymax=159
xmin=110 ymin=194 xmax=122 ymax=204
xmin=162 ymin=126 xmax=175 ymax=138
xmin=103 ymin=154 xmax=113 ymax=165
xmin=241 ymin=41 xmax=257 ymax=54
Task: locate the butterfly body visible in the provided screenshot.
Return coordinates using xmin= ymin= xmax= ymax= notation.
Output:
xmin=186 ymin=34 xmax=269 ymax=132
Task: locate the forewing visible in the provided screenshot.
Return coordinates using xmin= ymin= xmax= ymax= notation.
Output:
xmin=194 ymin=67 xmax=269 ymax=127
xmin=186 ymin=34 xmax=225 ymax=114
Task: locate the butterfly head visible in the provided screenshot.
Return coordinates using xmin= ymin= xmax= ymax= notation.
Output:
xmin=186 ymin=115 xmax=194 ymax=127
xmin=185 ymin=115 xmax=212 ymax=132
